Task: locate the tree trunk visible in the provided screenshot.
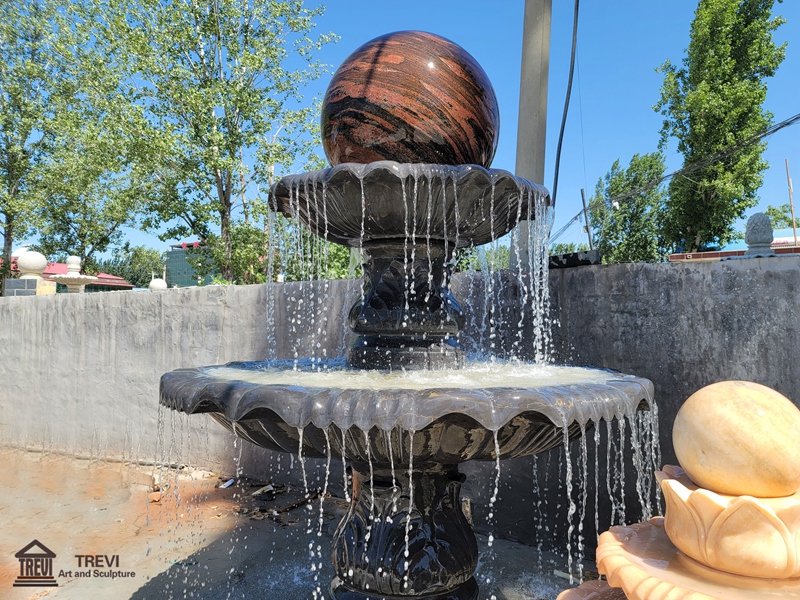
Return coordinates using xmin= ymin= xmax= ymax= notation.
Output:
xmin=1 ymin=217 xmax=14 ymax=297
xmin=220 ymin=206 xmax=233 ymax=281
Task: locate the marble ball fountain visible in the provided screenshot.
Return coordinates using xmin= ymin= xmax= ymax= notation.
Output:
xmin=160 ymin=31 xmax=655 ymax=600
xmin=561 ymin=381 xmax=800 ymax=600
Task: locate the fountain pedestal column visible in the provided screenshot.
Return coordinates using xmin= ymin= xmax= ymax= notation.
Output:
xmin=331 ymin=464 xmax=478 ymax=600
xmin=348 ymin=241 xmax=465 ymax=370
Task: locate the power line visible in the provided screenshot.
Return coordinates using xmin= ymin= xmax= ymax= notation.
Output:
xmin=549 ymin=111 xmax=800 ymax=244
xmin=550 ymin=0 xmax=580 ymax=208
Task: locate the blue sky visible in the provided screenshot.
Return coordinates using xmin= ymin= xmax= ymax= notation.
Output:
xmin=114 ymin=0 xmax=800 ymax=253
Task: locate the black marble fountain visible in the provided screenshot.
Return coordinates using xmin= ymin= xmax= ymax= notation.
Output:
xmin=160 ymin=31 xmax=654 ymax=600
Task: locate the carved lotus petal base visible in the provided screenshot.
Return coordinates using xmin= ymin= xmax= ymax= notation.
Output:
xmin=596 ymin=518 xmax=800 ymax=600
xmin=330 ymin=577 xmax=478 ymax=600
xmin=658 ymin=465 xmax=800 ymax=579
xmin=556 ymin=579 xmax=627 ymax=600
xmin=332 ymin=464 xmax=478 ymax=599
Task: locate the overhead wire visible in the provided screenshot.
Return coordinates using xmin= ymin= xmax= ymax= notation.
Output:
xmin=549 ymin=110 xmax=800 ymax=244
xmin=550 ymin=0 xmax=580 ymax=208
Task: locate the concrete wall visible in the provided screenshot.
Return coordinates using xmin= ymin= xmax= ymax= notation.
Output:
xmin=463 ymin=256 xmax=800 ymax=554
xmin=549 ymin=256 xmax=800 ymax=465
xmin=0 ymin=285 xmax=274 ymax=472
xmin=1 ymin=256 xmax=798 ymax=554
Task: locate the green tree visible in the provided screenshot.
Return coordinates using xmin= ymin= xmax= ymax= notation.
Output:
xmin=267 ymin=213 xmax=352 ymax=282
xmin=457 ymin=245 xmax=511 ymax=271
xmin=0 ymin=0 xmax=62 ymax=294
xmin=1 ymin=0 xmax=154 ymax=283
xmin=590 ymin=153 xmax=667 ymax=264
xmin=655 ymin=0 xmax=786 ymax=252
xmin=188 ymin=219 xmax=268 ymax=284
xmin=765 ymin=203 xmax=796 ymax=229
xmin=32 ymin=5 xmax=156 ymax=270
xmin=94 ymin=243 xmax=165 ymax=288
xmin=549 ymin=242 xmax=589 ymax=256
xmin=34 ymin=111 xmax=153 ymax=268
xmin=90 ymin=0 xmax=336 ymax=281
xmin=186 ymin=209 xmax=353 ymax=285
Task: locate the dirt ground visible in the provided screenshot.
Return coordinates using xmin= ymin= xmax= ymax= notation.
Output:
xmin=0 ymin=449 xmax=589 ymax=600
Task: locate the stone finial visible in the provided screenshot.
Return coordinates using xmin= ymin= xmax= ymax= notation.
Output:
xmin=148 ymin=268 xmax=168 ymax=291
xmin=17 ymin=251 xmax=47 ymax=279
xmin=66 ymin=255 xmax=82 ymax=273
xmin=744 ymin=213 xmax=775 ymax=256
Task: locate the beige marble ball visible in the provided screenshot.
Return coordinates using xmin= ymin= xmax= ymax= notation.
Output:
xmin=673 ymin=381 xmax=800 ymax=498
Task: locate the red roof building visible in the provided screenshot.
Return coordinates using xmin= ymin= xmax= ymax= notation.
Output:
xmin=5 ymin=258 xmax=135 ymax=292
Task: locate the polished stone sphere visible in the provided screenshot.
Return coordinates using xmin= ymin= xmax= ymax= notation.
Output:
xmin=673 ymin=380 xmax=800 ymax=497
xmin=321 ymin=30 xmax=499 ymax=168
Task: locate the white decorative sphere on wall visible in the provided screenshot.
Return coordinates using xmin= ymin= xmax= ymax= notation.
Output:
xmin=17 ymin=251 xmax=47 ymax=279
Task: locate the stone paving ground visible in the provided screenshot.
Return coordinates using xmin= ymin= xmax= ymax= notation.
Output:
xmin=1 ymin=449 xmax=594 ymax=600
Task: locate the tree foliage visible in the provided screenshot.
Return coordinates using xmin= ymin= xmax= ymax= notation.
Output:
xmin=456 ymin=245 xmax=511 ymax=272
xmin=88 ymin=0 xmax=337 ymax=281
xmin=655 ymin=0 xmax=786 ymax=252
xmin=186 ymin=210 xmax=353 ymax=285
xmin=549 ymin=242 xmax=589 ymax=256
xmin=765 ymin=203 xmax=796 ymax=229
xmin=94 ymin=243 xmax=165 ymax=288
xmin=267 ymin=213 xmax=353 ymax=282
xmin=1 ymin=0 xmax=156 ymax=285
xmin=0 ymin=0 xmax=62 ymax=293
xmin=34 ymin=108 xmax=154 ymax=267
xmin=590 ymin=153 xmax=667 ymax=264
xmin=32 ymin=6 xmax=157 ymax=269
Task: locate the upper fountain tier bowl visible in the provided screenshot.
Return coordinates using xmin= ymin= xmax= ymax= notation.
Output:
xmin=269 ymin=161 xmax=549 ymax=248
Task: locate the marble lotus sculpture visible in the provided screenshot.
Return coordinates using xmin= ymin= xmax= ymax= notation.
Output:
xmin=658 ymin=464 xmax=800 ymax=579
xmin=560 ymin=380 xmax=800 ymax=600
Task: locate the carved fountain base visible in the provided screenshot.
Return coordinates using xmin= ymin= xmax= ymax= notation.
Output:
xmin=331 ymin=464 xmax=478 ymax=600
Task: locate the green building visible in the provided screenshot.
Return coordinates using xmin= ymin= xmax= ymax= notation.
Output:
xmin=165 ymin=243 xmax=215 ymax=287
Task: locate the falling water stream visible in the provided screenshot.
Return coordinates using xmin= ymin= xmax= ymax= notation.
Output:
xmin=150 ymin=166 xmax=661 ymax=600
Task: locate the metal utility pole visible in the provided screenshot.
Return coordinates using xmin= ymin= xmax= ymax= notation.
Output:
xmin=786 ymin=159 xmax=797 ymax=247
xmin=580 ymin=188 xmax=594 ymax=250
xmin=510 ymin=0 xmax=551 ymax=271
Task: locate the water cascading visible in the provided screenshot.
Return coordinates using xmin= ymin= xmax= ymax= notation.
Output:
xmin=160 ymin=30 xmax=657 ymax=600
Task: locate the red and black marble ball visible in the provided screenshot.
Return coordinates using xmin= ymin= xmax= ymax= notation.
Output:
xmin=321 ymin=30 xmax=500 ymax=168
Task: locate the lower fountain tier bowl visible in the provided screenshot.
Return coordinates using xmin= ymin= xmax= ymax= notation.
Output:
xmin=160 ymin=360 xmax=653 ymax=464
xmin=268 ymin=161 xmax=550 ymax=247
